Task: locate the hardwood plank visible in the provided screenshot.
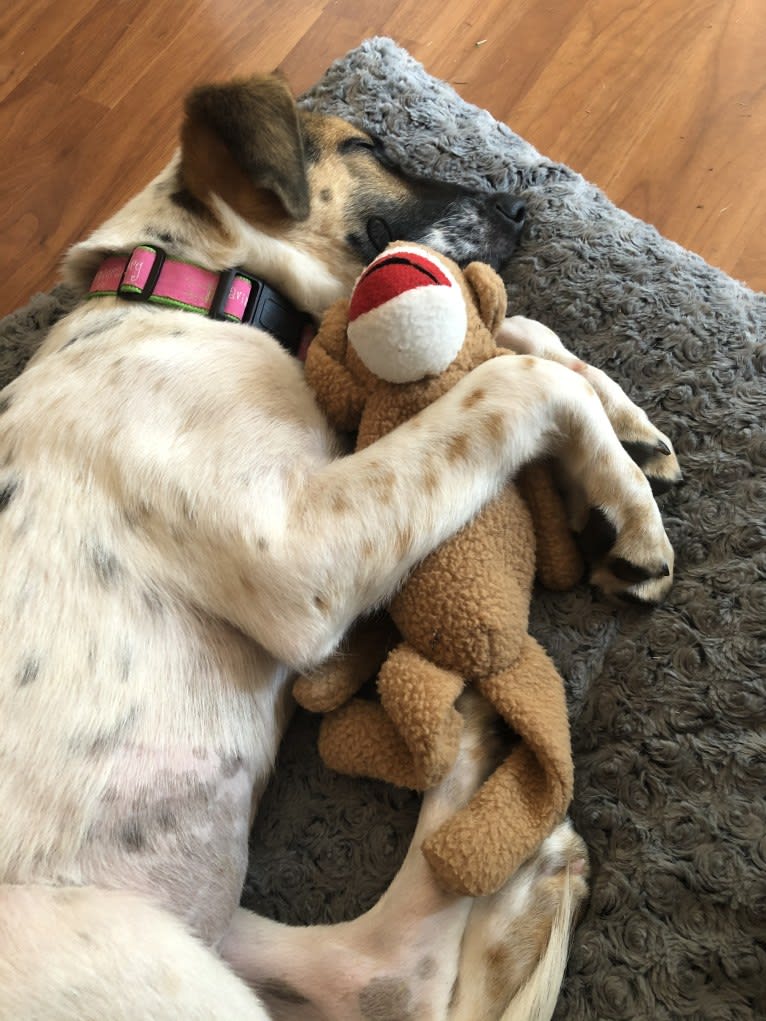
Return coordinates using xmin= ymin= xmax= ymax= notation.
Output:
xmin=0 ymin=0 xmax=101 ymax=102
xmin=0 ymin=79 xmax=111 ymax=308
xmin=22 ymin=0 xmax=158 ymax=101
xmin=280 ymin=1 xmax=401 ymax=92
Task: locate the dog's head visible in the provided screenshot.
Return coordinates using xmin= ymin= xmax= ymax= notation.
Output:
xmin=175 ymin=74 xmax=525 ymax=312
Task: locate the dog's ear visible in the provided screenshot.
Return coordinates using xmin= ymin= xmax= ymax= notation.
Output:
xmin=179 ymin=74 xmax=310 ymax=222
xmin=462 ymin=262 xmax=508 ymax=336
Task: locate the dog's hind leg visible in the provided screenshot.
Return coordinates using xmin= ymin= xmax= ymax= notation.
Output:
xmin=221 ymin=723 xmax=479 ymax=1021
xmin=221 ymin=693 xmax=588 ymax=1021
xmin=0 ymin=884 xmax=271 ymax=1021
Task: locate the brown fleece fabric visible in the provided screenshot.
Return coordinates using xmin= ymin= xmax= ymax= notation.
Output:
xmin=293 ymin=243 xmax=582 ymax=896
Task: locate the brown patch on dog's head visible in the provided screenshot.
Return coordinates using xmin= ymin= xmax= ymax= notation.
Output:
xmin=177 ymin=74 xmax=406 ymax=245
xmin=178 ymin=74 xmax=310 ymax=225
xmin=284 ymin=112 xmax=416 ymax=290
xmin=172 ymin=74 xmax=526 ymax=309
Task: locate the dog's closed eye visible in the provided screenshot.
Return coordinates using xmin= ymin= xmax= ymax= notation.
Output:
xmin=338 ymin=136 xmax=381 ymax=156
xmin=366 ymin=217 xmax=394 ymax=254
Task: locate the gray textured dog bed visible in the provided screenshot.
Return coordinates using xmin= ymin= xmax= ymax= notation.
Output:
xmin=2 ymin=37 xmax=764 ymax=1021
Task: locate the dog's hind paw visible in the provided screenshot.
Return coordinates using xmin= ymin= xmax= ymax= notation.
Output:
xmin=448 ymin=819 xmax=589 ymax=1020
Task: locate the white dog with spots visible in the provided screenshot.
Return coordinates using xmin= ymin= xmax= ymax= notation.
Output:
xmin=0 ymin=74 xmax=679 ymax=1020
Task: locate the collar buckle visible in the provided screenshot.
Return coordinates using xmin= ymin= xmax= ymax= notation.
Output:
xmin=208 ymin=267 xmax=246 ymax=321
xmin=117 ymin=246 xmax=167 ymax=301
xmin=210 ymin=267 xmax=311 ymax=354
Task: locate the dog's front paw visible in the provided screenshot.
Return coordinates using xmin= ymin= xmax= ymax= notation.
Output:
xmin=611 ymin=410 xmax=682 ymax=497
xmin=578 ymin=504 xmax=674 ymax=605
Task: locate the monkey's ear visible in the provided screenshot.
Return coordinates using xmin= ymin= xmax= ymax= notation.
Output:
xmin=462 ymin=261 xmax=508 ymax=336
xmin=179 ymin=74 xmax=309 ymax=223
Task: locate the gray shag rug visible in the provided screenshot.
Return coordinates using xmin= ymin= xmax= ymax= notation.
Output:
xmin=2 ymin=37 xmax=764 ymax=1021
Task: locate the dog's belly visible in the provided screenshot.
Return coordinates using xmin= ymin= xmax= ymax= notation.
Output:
xmin=0 ymin=576 xmax=293 ymax=945
xmin=79 ymin=740 xmax=258 ymax=944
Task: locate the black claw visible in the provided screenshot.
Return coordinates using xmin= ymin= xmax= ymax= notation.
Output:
xmin=621 ymin=440 xmax=656 ymax=468
xmin=649 ymin=475 xmax=678 ymax=497
xmin=609 ymin=557 xmax=653 ymax=583
xmin=656 ymin=440 xmax=671 ymax=456
xmin=577 ymin=507 xmax=618 ymax=560
xmin=610 ymin=557 xmax=670 ymax=583
xmin=616 ymin=591 xmax=660 ymax=608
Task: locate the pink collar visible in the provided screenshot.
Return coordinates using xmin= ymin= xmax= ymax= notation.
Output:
xmin=87 ymin=245 xmax=314 ymax=358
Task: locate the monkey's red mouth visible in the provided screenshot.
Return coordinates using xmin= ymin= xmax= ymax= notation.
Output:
xmin=350 ymin=250 xmax=454 ymax=319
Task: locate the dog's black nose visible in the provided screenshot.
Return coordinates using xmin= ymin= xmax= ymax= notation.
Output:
xmin=494 ymin=195 xmax=526 ymax=226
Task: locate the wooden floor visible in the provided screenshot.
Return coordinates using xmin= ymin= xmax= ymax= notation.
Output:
xmin=1 ymin=0 xmax=764 ymax=317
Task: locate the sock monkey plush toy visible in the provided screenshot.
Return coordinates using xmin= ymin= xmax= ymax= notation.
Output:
xmin=294 ymin=242 xmax=582 ymax=897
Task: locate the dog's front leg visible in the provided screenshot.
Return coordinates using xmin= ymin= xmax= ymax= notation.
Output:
xmin=285 ymin=357 xmax=673 ymax=647
xmin=131 ymin=354 xmax=673 ymax=667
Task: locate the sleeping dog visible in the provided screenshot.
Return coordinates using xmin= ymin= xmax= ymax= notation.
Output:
xmin=0 ymin=73 xmax=679 ymax=1020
